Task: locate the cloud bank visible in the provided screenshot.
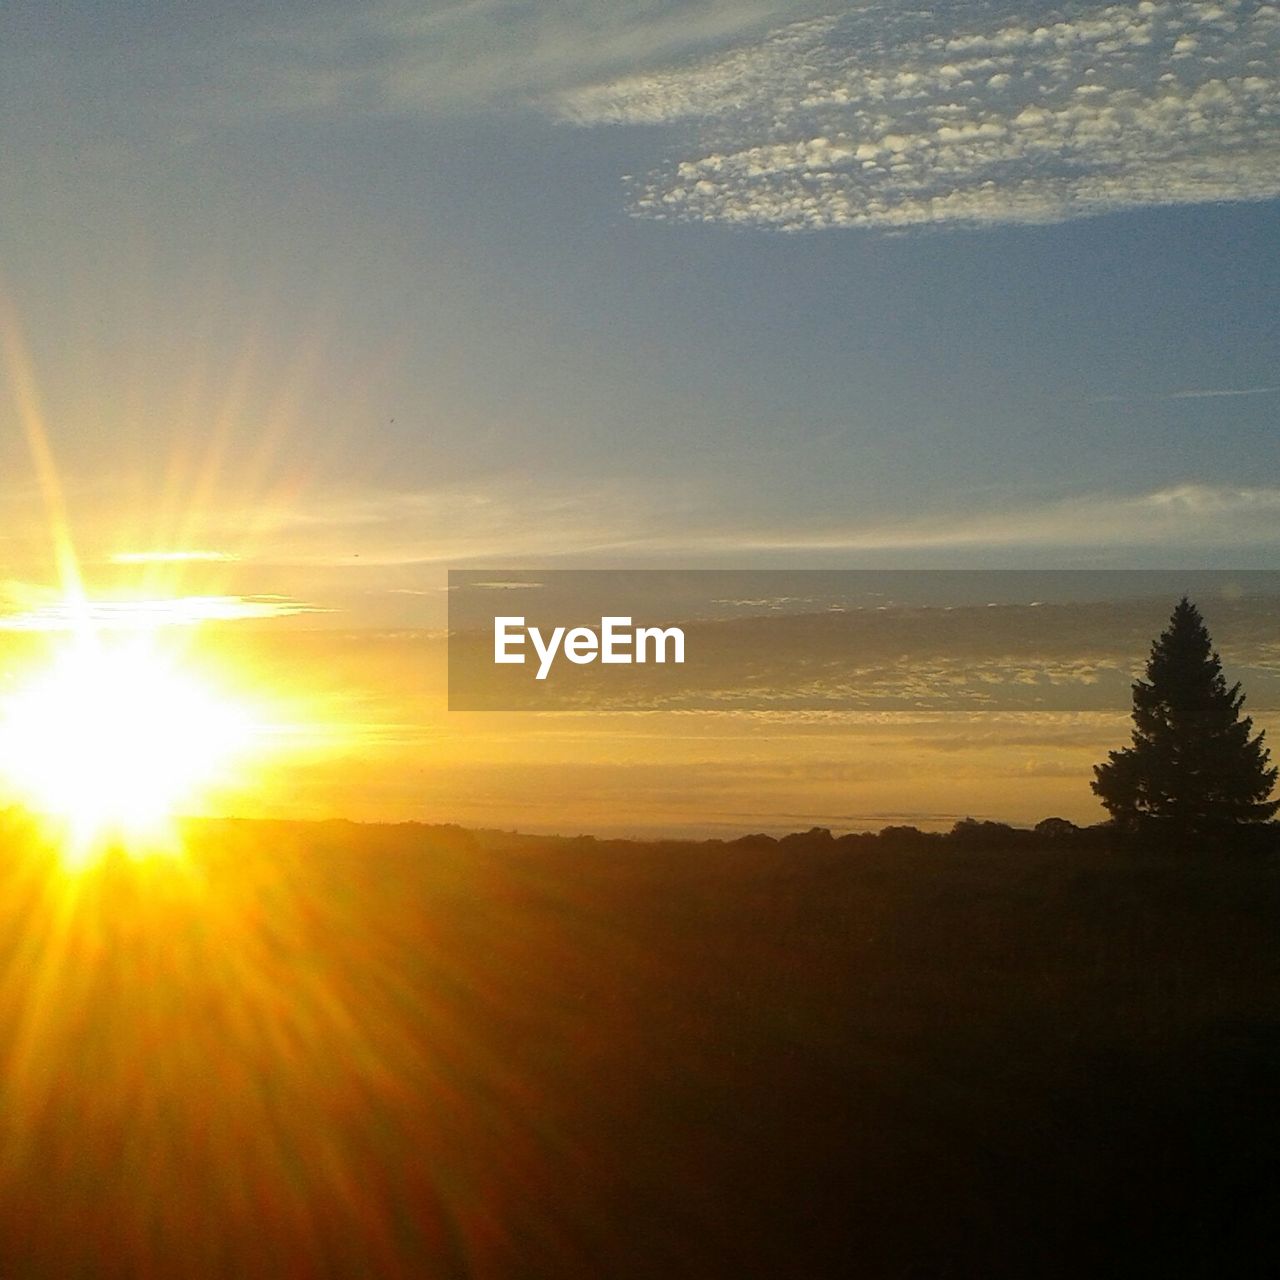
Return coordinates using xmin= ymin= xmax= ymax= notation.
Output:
xmin=226 ymin=479 xmax=1280 ymax=574
xmin=559 ymin=0 xmax=1280 ymax=229
xmin=704 ymin=483 xmax=1280 ymax=551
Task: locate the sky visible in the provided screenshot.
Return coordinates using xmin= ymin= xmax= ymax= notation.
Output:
xmin=0 ymin=0 xmax=1277 ymax=831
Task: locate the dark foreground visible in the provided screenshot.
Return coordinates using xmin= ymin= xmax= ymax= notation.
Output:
xmin=0 ymin=814 xmax=1277 ymax=1278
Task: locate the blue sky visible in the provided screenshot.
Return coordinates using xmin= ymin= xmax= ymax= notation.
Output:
xmin=2 ymin=0 xmax=1279 ymax=624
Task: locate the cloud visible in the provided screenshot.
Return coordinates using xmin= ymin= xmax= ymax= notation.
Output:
xmin=1167 ymin=385 xmax=1280 ymax=400
xmin=208 ymin=478 xmax=1280 ymax=568
xmin=0 ymin=595 xmax=324 ymax=631
xmin=559 ymin=0 xmax=1280 ymax=230
xmin=1088 ymin=384 xmax=1280 ymax=402
xmin=110 ymin=550 xmax=238 ymax=564
xmin=689 ymin=483 xmax=1280 ymax=551
xmin=218 ymin=475 xmax=708 ymax=565
xmin=207 ymin=0 xmax=803 ymax=119
xmin=61 ymin=473 xmax=1274 ymax=590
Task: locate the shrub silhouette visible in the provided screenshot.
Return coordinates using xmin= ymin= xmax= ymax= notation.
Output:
xmin=1092 ymin=597 xmax=1278 ymax=840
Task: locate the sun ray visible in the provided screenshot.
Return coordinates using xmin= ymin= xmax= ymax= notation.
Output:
xmin=0 ymin=283 xmax=87 ymax=614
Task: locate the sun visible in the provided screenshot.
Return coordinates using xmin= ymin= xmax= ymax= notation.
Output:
xmin=0 ymin=632 xmax=263 ymax=861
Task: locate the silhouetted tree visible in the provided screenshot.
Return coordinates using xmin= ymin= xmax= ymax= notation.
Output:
xmin=1093 ymin=597 xmax=1278 ymax=839
xmin=949 ymin=817 xmax=1025 ymax=849
xmin=1034 ymin=817 xmax=1080 ymax=840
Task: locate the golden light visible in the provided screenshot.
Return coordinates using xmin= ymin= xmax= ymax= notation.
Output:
xmin=0 ymin=631 xmax=265 ymax=861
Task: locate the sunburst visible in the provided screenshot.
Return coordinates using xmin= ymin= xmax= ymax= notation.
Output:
xmin=0 ymin=632 xmax=264 ymax=862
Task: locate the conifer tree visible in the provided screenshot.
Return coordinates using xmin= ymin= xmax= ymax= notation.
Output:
xmin=1092 ymin=597 xmax=1279 ymax=836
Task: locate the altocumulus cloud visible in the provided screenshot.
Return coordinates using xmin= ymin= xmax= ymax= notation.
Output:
xmin=558 ymin=0 xmax=1280 ymax=230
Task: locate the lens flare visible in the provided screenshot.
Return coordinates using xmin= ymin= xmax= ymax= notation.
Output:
xmin=0 ymin=633 xmax=264 ymax=861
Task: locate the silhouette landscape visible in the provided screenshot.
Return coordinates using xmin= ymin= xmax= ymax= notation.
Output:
xmin=0 ymin=597 xmax=1274 ymax=1277
xmin=1 ymin=814 xmax=1277 ymax=1277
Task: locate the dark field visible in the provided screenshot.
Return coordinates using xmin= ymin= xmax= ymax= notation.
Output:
xmin=1 ymin=815 xmax=1277 ymax=1277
